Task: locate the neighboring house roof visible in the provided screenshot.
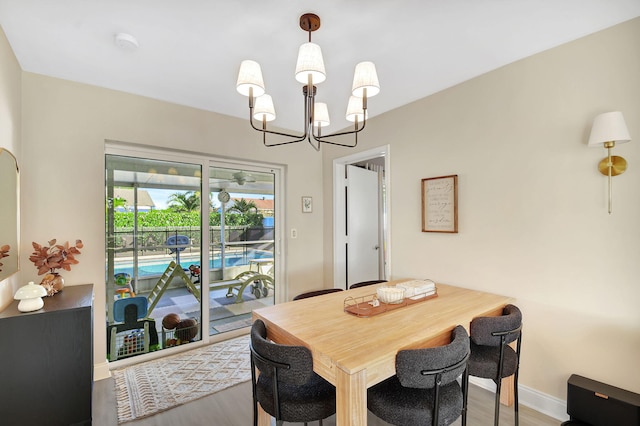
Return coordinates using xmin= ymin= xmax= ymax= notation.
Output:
xmin=114 ymin=188 xmax=156 ymax=209
xmin=230 ymin=198 xmax=274 ymax=212
xmin=247 ymin=198 xmax=274 ymax=211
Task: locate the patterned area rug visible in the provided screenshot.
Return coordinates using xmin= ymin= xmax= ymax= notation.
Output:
xmin=113 ymin=334 xmax=251 ymax=423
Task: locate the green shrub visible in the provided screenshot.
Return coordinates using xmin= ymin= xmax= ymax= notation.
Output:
xmin=113 ymin=210 xmax=263 ymax=228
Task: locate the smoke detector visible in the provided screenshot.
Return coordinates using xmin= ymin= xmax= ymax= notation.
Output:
xmin=114 ymin=33 xmax=139 ymax=50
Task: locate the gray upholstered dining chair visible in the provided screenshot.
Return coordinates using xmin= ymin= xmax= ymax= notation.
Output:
xmin=292 ymin=288 xmax=343 ymax=300
xmin=466 ymin=304 xmax=523 ymax=426
xmin=250 ymin=319 xmax=336 ymax=426
xmin=348 ymin=279 xmax=387 ymax=289
xmin=367 ymin=325 xmax=471 ymax=426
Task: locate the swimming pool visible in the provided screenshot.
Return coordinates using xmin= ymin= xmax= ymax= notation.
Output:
xmin=113 ymin=251 xmax=272 ymax=278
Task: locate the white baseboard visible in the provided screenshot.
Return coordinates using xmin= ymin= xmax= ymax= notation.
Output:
xmin=94 ymin=361 xmax=112 ymax=381
xmin=469 ymin=377 xmax=570 ymax=422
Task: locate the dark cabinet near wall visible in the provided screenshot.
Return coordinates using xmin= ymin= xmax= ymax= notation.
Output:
xmin=0 ymin=284 xmax=94 ymax=426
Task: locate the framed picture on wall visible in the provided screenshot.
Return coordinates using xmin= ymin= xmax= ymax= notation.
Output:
xmin=421 ymin=175 xmax=458 ymax=233
xmin=302 ymin=196 xmax=313 ymax=213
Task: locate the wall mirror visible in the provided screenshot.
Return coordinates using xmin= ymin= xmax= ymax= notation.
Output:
xmin=0 ymin=148 xmax=19 ymax=281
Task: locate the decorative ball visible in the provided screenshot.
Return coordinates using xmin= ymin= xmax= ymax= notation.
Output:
xmin=162 ymin=313 xmax=181 ymax=330
xmin=175 ymin=318 xmax=198 ymax=341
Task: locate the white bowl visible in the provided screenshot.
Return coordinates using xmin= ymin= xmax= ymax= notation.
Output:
xmin=377 ymin=287 xmax=405 ymax=304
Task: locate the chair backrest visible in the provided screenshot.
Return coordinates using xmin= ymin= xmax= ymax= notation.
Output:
xmin=349 ymin=279 xmax=387 ymax=289
xmin=292 ymin=288 xmax=343 ymax=300
xmin=470 ymin=304 xmax=522 ymax=347
xmin=165 ymin=235 xmax=189 ymax=253
xmin=113 ymin=296 xmax=148 ymax=323
xmin=250 ymin=319 xmax=315 ymax=386
xmin=396 ymin=325 xmax=470 ymax=389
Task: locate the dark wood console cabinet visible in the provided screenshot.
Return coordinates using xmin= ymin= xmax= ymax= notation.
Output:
xmin=0 ymin=284 xmax=93 ymax=426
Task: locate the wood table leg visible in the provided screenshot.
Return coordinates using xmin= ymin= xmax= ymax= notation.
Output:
xmin=257 ymin=403 xmax=271 ymax=426
xmin=336 ymin=368 xmax=367 ymax=426
xmin=500 ymin=340 xmax=516 ymax=406
xmin=500 ymin=375 xmax=515 ymax=406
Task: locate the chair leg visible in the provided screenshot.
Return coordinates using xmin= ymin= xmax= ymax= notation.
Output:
xmin=494 ymin=376 xmax=502 ymax=426
xmin=493 ymin=339 xmax=508 ymax=426
xmin=250 ymin=358 xmax=258 ymax=426
xmin=514 ymin=368 xmax=520 ymax=426
xmin=461 ymin=368 xmax=469 ymax=426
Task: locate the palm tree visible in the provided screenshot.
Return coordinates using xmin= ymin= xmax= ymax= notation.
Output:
xmin=167 ymin=191 xmax=200 ymax=212
xmin=228 ymin=198 xmax=258 ymax=214
xmin=112 ymin=196 xmax=127 ymax=210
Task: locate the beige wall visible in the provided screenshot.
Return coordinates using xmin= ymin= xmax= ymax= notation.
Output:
xmin=18 ymin=73 xmax=325 ymax=377
xmin=0 ymin=26 xmax=22 ymax=309
xmin=322 ymin=17 xmax=640 ymax=400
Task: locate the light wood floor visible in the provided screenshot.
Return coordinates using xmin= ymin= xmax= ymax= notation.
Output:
xmin=93 ymin=376 xmax=560 ymax=425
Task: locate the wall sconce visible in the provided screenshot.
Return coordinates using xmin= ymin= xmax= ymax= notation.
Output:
xmin=588 ymin=111 xmax=632 ymax=214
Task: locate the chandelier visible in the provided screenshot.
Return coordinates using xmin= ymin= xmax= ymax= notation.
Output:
xmin=236 ymin=13 xmax=380 ymax=151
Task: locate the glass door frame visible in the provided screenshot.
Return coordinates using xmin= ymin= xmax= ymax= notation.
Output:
xmin=209 ymin=158 xmax=286 ymax=309
xmin=106 ymin=142 xmax=286 ymax=354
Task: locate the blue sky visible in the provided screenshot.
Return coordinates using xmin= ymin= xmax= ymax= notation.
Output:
xmin=145 ymin=188 xmax=273 ymax=210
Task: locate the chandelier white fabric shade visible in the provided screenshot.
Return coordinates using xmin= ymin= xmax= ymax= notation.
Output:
xmin=295 ymin=42 xmax=326 ymax=85
xmin=236 ymin=60 xmax=266 ymax=97
xmin=351 ymin=61 xmax=380 ymax=98
xmin=346 ymin=96 xmax=367 ymax=122
xmin=313 ymin=102 xmax=330 ymax=127
xmin=588 ymin=111 xmax=631 ymax=147
xmin=253 ymin=95 xmax=276 ymax=122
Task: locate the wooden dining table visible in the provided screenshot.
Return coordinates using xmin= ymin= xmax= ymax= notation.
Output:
xmin=252 ymin=281 xmax=514 ymax=426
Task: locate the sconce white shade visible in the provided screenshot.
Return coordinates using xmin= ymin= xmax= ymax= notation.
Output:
xmin=14 ymin=281 xmax=47 ymax=313
xmin=588 ymin=111 xmax=631 ymax=147
xmin=253 ymin=94 xmax=276 ymax=122
xmin=313 ymin=102 xmax=330 ymax=127
xmin=237 ymin=60 xmax=266 ymax=97
xmin=352 ymin=61 xmax=380 ymax=98
xmin=295 ymin=42 xmax=326 ymax=85
xmin=345 ymin=96 xmax=368 ymax=122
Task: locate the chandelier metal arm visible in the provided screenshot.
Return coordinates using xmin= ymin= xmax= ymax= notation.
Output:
xmin=247 ymin=100 xmax=308 ymax=147
xmin=313 ymin=116 xmax=367 ymax=148
xmin=304 ymin=81 xmax=321 ymax=151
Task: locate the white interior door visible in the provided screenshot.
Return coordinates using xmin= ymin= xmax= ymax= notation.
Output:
xmin=346 ymin=165 xmax=380 ymax=286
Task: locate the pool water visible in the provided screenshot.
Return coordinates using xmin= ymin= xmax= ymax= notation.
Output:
xmin=113 ymin=251 xmax=272 ymax=278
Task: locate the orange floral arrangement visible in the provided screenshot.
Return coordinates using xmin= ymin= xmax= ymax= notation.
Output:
xmin=29 ymin=239 xmax=84 ymax=275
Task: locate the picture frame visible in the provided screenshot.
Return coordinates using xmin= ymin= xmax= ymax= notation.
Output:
xmin=302 ymin=196 xmax=313 ymax=213
xmin=421 ymin=175 xmax=458 ymax=233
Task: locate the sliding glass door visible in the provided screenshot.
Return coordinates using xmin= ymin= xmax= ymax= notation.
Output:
xmin=105 ymin=148 xmax=281 ymax=363
xmin=106 ymin=154 xmax=203 ymax=361
xmin=207 ymin=164 xmax=276 ymax=335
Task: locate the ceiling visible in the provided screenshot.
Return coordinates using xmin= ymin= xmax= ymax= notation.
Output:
xmin=108 ymin=155 xmax=275 ymax=195
xmin=1 ymin=1 xmax=639 ymax=133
